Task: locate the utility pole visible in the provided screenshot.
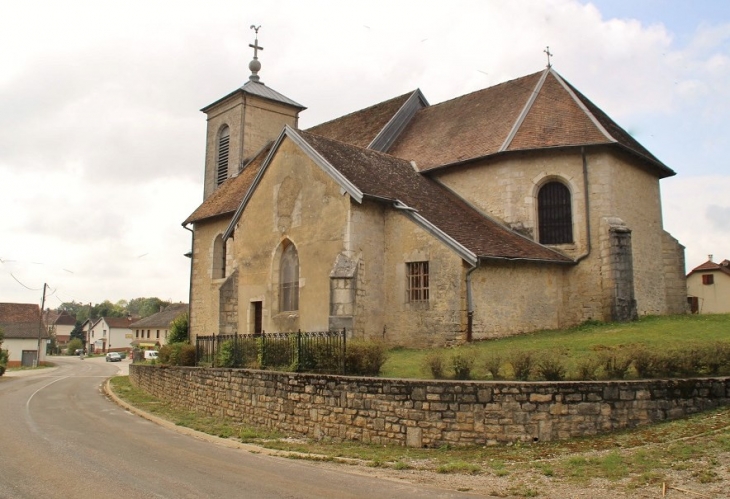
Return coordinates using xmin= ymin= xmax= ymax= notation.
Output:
xmin=35 ymin=283 xmax=47 ymax=367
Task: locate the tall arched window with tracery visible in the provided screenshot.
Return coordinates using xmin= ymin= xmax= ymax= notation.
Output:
xmin=216 ymin=126 xmax=230 ymax=187
xmin=538 ymin=181 xmax=573 ymax=244
xmin=279 ymin=242 xmax=299 ymax=312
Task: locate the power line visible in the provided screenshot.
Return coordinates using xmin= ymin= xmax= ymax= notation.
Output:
xmin=9 ymin=272 xmax=42 ymax=291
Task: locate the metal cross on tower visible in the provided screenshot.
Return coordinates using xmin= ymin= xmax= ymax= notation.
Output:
xmin=544 ymin=46 xmax=553 ymax=69
xmin=249 ymin=25 xmax=263 ymax=59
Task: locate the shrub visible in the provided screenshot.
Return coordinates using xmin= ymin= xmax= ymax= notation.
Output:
xmin=0 ymin=348 xmax=8 ymax=376
xmin=451 ymin=350 xmax=476 ymax=380
xmin=574 ymin=357 xmax=601 ymax=380
xmin=217 ymin=339 xmax=238 ymax=368
xmin=423 ymin=352 xmax=446 ymax=379
xmin=702 ymin=342 xmax=730 ymax=375
xmin=66 ymin=338 xmax=83 ymax=355
xmin=161 ymin=343 xmax=197 ymax=366
xmin=309 ymin=341 xmax=344 ymax=373
xmin=484 ymin=353 xmax=503 ymax=380
xmin=630 ymin=345 xmax=663 ymax=378
xmin=600 ymin=348 xmax=633 ymax=379
xmin=167 ymin=312 xmax=189 ymax=344
xmin=345 ymin=341 xmax=388 ymax=376
xmin=509 ymin=351 xmax=534 ymax=381
xmin=536 ymin=351 xmax=567 ymax=381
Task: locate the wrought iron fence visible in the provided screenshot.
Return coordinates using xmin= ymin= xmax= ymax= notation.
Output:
xmin=195 ymin=329 xmax=346 ymax=374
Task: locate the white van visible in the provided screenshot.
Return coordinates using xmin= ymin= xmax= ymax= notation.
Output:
xmin=144 ymin=350 xmax=158 ymax=360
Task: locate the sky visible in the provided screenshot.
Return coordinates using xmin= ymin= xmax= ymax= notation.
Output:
xmin=1 ymin=0 xmax=729 ymax=309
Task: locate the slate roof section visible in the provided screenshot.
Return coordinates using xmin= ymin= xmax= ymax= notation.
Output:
xmin=386 ymin=69 xmax=674 ymax=177
xmin=184 ymin=143 xmax=271 ymax=225
xmin=0 ymin=302 xmax=50 ymax=339
xmin=306 ymin=92 xmax=416 ymax=149
xmin=201 ymin=80 xmax=305 ymax=113
xmin=296 ymin=130 xmax=571 ymax=264
xmin=130 ymin=304 xmax=188 ymax=329
xmin=688 ymin=259 xmax=730 ymax=277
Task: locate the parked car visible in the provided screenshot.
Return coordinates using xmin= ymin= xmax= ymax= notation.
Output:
xmin=144 ymin=350 xmax=158 ymax=360
xmin=105 ymin=352 xmax=122 ymax=362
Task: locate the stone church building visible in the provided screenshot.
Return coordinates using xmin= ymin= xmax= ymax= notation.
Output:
xmin=184 ymin=39 xmax=687 ymax=347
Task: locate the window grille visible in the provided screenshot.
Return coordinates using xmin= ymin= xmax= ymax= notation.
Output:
xmin=216 ymin=126 xmax=230 ymax=186
xmin=407 ymin=261 xmax=429 ymax=302
xmin=538 ymin=181 xmax=573 ymax=244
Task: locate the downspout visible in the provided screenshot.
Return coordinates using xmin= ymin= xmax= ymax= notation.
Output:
xmin=575 ymin=146 xmax=592 ymax=263
xmin=183 ymin=224 xmax=194 ymax=342
xmin=465 ymin=263 xmax=479 ymax=342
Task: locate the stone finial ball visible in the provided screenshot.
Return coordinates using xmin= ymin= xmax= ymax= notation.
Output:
xmin=249 ymin=59 xmax=261 ymax=73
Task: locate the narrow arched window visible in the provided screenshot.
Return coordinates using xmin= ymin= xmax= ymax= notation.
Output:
xmin=213 ymin=235 xmax=225 ymax=279
xmin=216 ymin=126 xmax=230 ymax=186
xmin=538 ymin=181 xmax=573 ymax=244
xmin=280 ymin=243 xmax=299 ymax=312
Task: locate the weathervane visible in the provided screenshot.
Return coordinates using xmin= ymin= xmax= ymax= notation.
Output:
xmin=544 ymin=46 xmax=553 ymax=69
xmin=248 ymin=25 xmax=264 ymax=82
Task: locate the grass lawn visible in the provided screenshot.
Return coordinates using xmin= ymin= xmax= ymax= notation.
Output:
xmin=380 ymin=313 xmax=730 ymax=379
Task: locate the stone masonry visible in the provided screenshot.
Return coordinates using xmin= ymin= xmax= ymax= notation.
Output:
xmin=130 ymin=365 xmax=730 ymax=447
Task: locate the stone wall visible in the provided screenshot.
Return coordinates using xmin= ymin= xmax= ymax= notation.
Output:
xmin=130 ymin=365 xmax=730 ymax=447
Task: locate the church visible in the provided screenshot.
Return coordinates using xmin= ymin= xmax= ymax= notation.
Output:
xmin=183 ymin=33 xmax=687 ymax=347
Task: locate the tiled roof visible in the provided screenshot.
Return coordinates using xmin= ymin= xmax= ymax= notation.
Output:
xmin=298 ymin=130 xmax=571 ymax=263
xmin=306 ymin=92 xmax=415 ymax=149
xmin=387 ymin=69 xmax=673 ymax=177
xmin=129 ymin=304 xmax=188 ymax=329
xmin=53 ymin=310 xmax=76 ymax=326
xmin=102 ymin=316 xmax=137 ymax=329
xmin=184 ymin=144 xmax=271 ymax=225
xmin=688 ymin=259 xmax=730 ymax=277
xmin=0 ymin=302 xmax=51 ymax=339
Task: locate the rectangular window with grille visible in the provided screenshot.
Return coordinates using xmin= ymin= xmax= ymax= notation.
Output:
xmin=407 ymin=261 xmax=429 ymax=302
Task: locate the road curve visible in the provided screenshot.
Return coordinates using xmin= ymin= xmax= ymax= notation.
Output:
xmin=0 ymin=357 xmax=477 ymax=499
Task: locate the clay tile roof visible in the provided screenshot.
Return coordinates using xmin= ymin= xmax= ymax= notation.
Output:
xmin=129 ymin=304 xmax=188 ymax=329
xmin=387 ymin=69 xmax=673 ymax=177
xmin=53 ymin=310 xmax=76 ymax=326
xmin=102 ymin=316 xmax=136 ymax=329
xmin=299 ymin=131 xmax=571 ymax=263
xmin=688 ymin=259 xmax=730 ymax=277
xmin=184 ymin=143 xmax=272 ymax=225
xmin=306 ymin=92 xmax=415 ymax=149
xmin=0 ymin=302 xmax=50 ymax=339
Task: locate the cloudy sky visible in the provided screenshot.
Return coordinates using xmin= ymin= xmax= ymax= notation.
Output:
xmin=1 ymin=0 xmax=728 ymax=308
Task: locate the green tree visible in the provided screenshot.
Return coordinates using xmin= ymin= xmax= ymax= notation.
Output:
xmin=66 ymin=338 xmax=83 ymax=355
xmin=168 ymin=313 xmax=189 ymax=344
xmin=128 ymin=297 xmax=170 ymax=318
xmin=70 ymin=321 xmax=84 ymax=341
xmin=0 ymin=326 xmax=7 ymax=375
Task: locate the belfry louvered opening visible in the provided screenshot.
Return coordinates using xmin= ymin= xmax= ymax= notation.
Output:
xmin=216 ymin=126 xmax=230 ymax=186
xmin=538 ymin=181 xmax=573 ymax=245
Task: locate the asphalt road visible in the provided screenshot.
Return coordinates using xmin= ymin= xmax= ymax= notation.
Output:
xmin=0 ymin=357 xmax=477 ymax=499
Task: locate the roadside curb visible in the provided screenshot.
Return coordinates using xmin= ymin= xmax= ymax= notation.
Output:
xmin=102 ymin=377 xmax=352 ymax=463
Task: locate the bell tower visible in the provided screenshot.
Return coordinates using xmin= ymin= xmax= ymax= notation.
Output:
xmin=201 ymin=26 xmax=306 ymax=200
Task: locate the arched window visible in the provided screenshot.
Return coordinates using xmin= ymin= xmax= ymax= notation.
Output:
xmin=216 ymin=126 xmax=230 ymax=187
xmin=213 ymin=235 xmax=226 ymax=279
xmin=538 ymin=181 xmax=573 ymax=244
xmin=279 ymin=243 xmax=299 ymax=312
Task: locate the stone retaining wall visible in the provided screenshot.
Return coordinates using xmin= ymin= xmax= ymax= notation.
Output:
xmin=129 ymin=365 xmax=730 ymax=447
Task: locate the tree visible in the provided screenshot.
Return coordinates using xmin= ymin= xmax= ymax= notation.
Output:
xmin=167 ymin=313 xmax=189 ymax=344
xmin=70 ymin=321 xmax=84 ymax=341
xmin=66 ymin=338 xmax=83 ymax=355
xmin=128 ymin=297 xmax=170 ymax=318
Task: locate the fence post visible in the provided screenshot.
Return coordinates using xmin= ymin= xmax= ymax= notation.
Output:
xmin=341 ymin=328 xmax=346 ymax=375
xmin=297 ymin=330 xmax=302 ymax=372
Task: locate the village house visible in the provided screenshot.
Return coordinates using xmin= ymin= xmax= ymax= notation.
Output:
xmin=183 ymin=37 xmax=687 ymax=347
xmin=45 ymin=309 xmax=76 ymax=352
xmin=687 ymin=256 xmax=730 ymax=314
xmin=129 ymin=303 xmax=188 ymax=349
xmin=88 ymin=316 xmax=135 ymax=353
xmin=0 ymin=302 xmax=50 ymax=367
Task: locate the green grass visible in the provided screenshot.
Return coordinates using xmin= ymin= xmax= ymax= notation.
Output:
xmin=380 ymin=314 xmax=730 ymax=379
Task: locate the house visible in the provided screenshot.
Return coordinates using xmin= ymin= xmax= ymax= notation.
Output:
xmin=0 ymin=303 xmax=50 ymax=367
xmin=129 ymin=303 xmax=188 ymax=349
xmin=45 ymin=310 xmax=76 ymax=352
xmin=88 ymin=316 xmax=135 ymax=353
xmin=183 ymin=39 xmax=687 ymax=347
xmin=687 ymin=257 xmax=730 ymax=313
